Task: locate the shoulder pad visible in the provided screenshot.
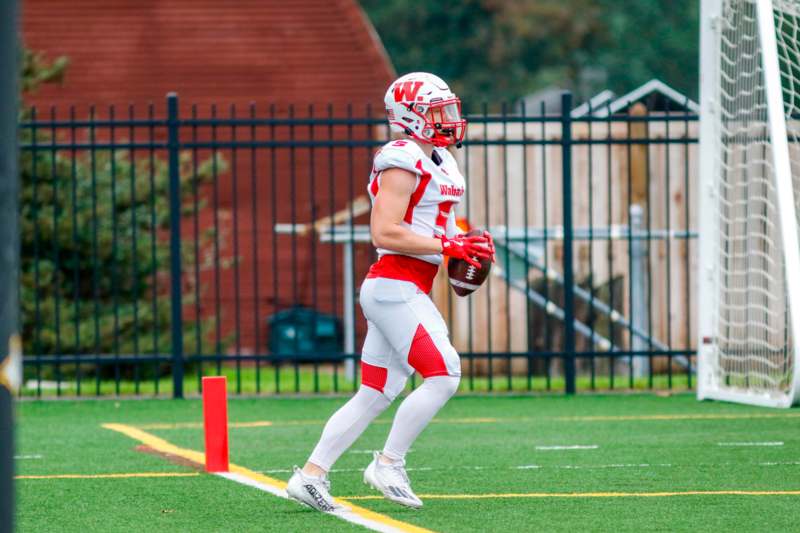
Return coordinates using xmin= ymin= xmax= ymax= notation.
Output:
xmin=373 ymin=140 xmax=425 ymax=175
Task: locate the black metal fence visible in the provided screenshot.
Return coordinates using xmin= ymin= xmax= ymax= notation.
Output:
xmin=19 ymin=92 xmax=698 ymax=397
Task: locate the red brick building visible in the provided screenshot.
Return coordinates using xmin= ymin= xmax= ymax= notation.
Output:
xmin=23 ymin=0 xmax=396 ymax=355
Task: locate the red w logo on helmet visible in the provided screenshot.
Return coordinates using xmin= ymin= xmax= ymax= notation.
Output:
xmin=393 ymin=81 xmax=424 ymax=103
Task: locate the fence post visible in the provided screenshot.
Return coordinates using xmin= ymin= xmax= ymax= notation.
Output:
xmin=166 ymin=93 xmax=184 ymax=399
xmin=561 ymin=92 xmax=577 ymax=395
xmin=343 ymin=240 xmax=356 ymax=381
xmin=629 ymin=204 xmax=650 ymax=379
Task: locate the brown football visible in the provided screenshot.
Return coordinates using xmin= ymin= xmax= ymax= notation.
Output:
xmin=447 ymin=229 xmax=493 ymax=297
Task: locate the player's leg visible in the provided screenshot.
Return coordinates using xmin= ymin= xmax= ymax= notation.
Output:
xmin=286 ymin=375 xmax=389 ymax=511
xmin=368 ymin=283 xmax=462 ymax=461
xmin=364 ymin=376 xmax=460 ymax=509
xmin=382 ymin=303 xmax=461 ymax=461
xmin=287 ymin=308 xmax=411 ymax=511
xmin=382 ymin=376 xmax=460 ymax=462
xmin=304 ymin=321 xmax=408 ymax=473
xmin=360 ymin=279 xmax=461 ymax=508
xmin=303 ymin=281 xmax=415 ymax=471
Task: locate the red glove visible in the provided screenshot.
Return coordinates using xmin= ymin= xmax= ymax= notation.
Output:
xmin=439 ymin=233 xmax=493 ymax=268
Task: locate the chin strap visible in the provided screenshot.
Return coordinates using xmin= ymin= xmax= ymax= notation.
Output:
xmin=403 ymin=128 xmax=453 ymax=148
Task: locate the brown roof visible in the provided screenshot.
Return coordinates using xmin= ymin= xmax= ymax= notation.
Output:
xmin=22 ymin=0 xmax=395 ymax=109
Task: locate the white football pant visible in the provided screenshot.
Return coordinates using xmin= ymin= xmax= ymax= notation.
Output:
xmin=307 ymin=277 xmax=460 ymax=471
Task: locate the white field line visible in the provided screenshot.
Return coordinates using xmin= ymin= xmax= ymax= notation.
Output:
xmin=219 ymin=472 xmax=420 ymax=533
xmin=548 ymin=463 xmax=671 ymax=470
xmin=14 ymin=454 xmax=43 ymax=460
xmin=350 ymin=449 xmax=414 ymax=455
xmin=103 ymin=423 xmax=432 ymax=533
xmin=262 ymin=466 xmax=442 ymax=474
xmin=535 ymin=445 xmax=599 ymax=450
xmin=261 ymin=462 xmax=681 ymax=475
xmin=717 ymin=442 xmax=784 ymax=447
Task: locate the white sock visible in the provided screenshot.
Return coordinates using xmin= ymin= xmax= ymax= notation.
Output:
xmin=382 ymin=375 xmax=460 ymax=461
xmin=307 ymin=385 xmax=391 ymax=471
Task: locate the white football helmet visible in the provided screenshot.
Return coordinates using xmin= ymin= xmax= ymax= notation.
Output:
xmin=384 ymin=72 xmax=466 ymax=148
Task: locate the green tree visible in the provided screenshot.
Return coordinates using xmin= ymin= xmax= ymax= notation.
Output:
xmin=360 ymin=0 xmax=699 ymax=106
xmin=592 ymin=0 xmax=699 ymax=99
xmin=19 ymin=49 xmax=224 ymax=374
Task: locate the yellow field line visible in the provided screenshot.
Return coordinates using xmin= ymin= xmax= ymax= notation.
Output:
xmin=103 ymin=423 xmax=433 ymax=533
xmin=20 ymin=470 xmax=800 ymax=501
xmin=343 ymin=490 xmax=800 ymax=500
xmin=16 ymin=472 xmax=200 ymax=480
xmin=133 ymin=411 xmax=800 ymax=431
xmin=135 ymin=418 xmax=498 ymax=430
xmin=552 ymin=413 xmax=800 ymax=422
xmin=430 ymin=417 xmax=500 ymax=424
xmin=136 ymin=418 xmax=498 ymax=430
xmin=138 ymin=421 xmax=274 ymax=430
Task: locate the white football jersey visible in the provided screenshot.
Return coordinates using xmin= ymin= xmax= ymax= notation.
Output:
xmin=367 ymin=139 xmax=466 ymax=265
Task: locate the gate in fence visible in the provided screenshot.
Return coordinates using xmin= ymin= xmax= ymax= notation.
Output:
xmin=18 ymin=92 xmax=698 ymax=397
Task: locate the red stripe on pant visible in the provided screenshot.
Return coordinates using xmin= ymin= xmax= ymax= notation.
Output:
xmin=361 ymin=361 xmax=388 ymax=393
xmin=407 ymin=324 xmax=450 ymax=378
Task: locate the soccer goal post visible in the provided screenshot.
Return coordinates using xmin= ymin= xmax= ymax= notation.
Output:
xmin=698 ymin=0 xmax=800 ymax=407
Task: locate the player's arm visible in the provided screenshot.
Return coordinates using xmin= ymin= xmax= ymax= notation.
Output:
xmin=370 ymin=168 xmax=443 ymax=255
xmin=370 ymin=168 xmax=492 ymax=265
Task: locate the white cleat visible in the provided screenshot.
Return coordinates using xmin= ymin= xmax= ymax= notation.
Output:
xmin=363 ymin=451 xmax=423 ymax=509
xmin=286 ymin=466 xmax=343 ymax=513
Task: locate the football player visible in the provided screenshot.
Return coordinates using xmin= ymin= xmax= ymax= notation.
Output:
xmin=287 ymin=73 xmax=494 ymax=511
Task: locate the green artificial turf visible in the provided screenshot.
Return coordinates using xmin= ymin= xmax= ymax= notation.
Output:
xmin=16 ymin=393 xmax=800 ymax=532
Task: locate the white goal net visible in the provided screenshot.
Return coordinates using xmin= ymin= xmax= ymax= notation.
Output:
xmin=698 ymin=0 xmax=800 ymax=407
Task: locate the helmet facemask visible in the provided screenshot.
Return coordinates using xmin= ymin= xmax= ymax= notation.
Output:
xmin=410 ymin=97 xmax=466 ymax=148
